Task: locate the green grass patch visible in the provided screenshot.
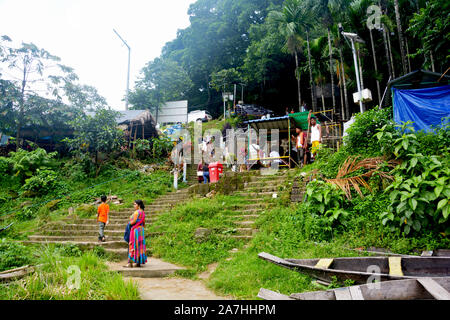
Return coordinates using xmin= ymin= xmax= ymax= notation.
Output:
xmin=0 ymin=245 xmax=140 ymax=300
xmin=148 ymin=195 xmax=251 ymax=274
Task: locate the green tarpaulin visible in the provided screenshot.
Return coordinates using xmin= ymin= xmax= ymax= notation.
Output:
xmin=289 ymin=112 xmax=318 ymax=130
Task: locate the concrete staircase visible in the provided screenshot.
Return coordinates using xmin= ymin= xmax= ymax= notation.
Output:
xmin=224 ymin=170 xmax=293 ymax=242
xmin=23 ymin=187 xmax=193 ymax=263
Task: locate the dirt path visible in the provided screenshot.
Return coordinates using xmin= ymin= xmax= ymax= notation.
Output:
xmin=107 ymin=259 xmax=231 ymax=300
xmin=128 ymin=277 xmax=230 ymax=300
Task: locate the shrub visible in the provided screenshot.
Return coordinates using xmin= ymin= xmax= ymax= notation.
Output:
xmin=7 ymin=148 xmax=57 ymax=182
xmin=0 ymin=239 xmax=32 ymax=272
xmin=0 ymin=157 xmax=11 ymax=176
xmin=75 ymin=204 xmax=97 ymax=218
xmin=377 ymin=122 xmax=450 ymax=235
xmin=15 ymin=206 xmax=37 ymax=221
xmin=22 ymin=169 xmax=60 ymax=195
xmin=344 ymin=107 xmax=394 ymax=156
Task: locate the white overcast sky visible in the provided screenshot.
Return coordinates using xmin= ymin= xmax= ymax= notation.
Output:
xmin=0 ymin=0 xmax=196 ymax=110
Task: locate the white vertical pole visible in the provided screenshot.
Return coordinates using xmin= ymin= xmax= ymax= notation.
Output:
xmin=174 ymin=169 xmax=178 ymax=190
xmin=351 ymin=38 xmax=364 ymax=113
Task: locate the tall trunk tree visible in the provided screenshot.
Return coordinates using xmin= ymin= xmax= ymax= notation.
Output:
xmin=327 ymin=28 xmax=336 ymax=110
xmin=294 ymin=51 xmax=302 ymax=111
xmin=338 ymin=63 xmax=345 ymax=120
xmin=430 ymin=50 xmax=436 ymax=72
xmin=387 ymin=29 xmax=396 ymax=79
xmin=394 ymin=0 xmax=408 ymax=75
xmin=382 ymin=25 xmax=393 ymax=81
xmin=405 ymin=36 xmax=412 ymax=73
xmin=338 ymin=43 xmax=349 ymax=120
xmin=306 ymin=31 xmax=316 ymax=112
xmin=369 ymin=28 xmax=382 ymax=105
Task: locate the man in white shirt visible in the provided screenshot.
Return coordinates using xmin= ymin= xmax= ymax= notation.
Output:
xmin=310 ymin=117 xmax=322 ymax=159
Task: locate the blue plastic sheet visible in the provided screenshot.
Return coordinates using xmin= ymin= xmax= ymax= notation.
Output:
xmin=393 ymin=85 xmax=450 ymax=132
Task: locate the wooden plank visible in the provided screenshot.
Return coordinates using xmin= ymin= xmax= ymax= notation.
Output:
xmin=349 ymin=286 xmax=365 ymax=300
xmin=0 ymin=265 xmax=30 ymax=275
xmin=257 ymin=288 xmax=294 ymax=300
xmin=389 ymin=257 xmax=404 ymax=276
xmin=417 ymin=278 xmax=450 ymax=300
xmin=258 ymin=252 xmax=286 ymax=265
xmin=315 ymin=258 xmax=334 ymax=269
xmin=334 ymin=287 xmax=352 ymax=300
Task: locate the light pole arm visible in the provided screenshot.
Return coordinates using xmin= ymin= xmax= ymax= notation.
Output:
xmin=113 ymin=29 xmax=131 ymax=110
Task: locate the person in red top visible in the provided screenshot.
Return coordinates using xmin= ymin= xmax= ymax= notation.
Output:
xmin=97 ymin=195 xmax=109 ymax=242
xmin=292 ymin=127 xmax=307 ymax=167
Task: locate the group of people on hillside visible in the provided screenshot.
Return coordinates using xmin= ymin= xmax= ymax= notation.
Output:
xmin=285 ymin=101 xmax=308 ymax=115
xmin=97 ymin=196 xmax=147 ymax=268
xmin=291 ymin=116 xmax=322 ymax=167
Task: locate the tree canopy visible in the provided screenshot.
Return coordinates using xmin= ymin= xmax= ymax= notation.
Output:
xmin=132 ymin=0 xmax=448 ymax=119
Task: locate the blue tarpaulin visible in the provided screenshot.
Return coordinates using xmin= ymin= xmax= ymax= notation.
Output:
xmin=393 ymin=85 xmax=450 ymax=132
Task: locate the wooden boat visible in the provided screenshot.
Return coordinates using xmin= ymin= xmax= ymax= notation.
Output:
xmin=258 ymin=252 xmax=450 ymax=284
xmin=421 ymin=249 xmax=450 ymax=257
xmin=258 ymin=277 xmax=450 ymax=300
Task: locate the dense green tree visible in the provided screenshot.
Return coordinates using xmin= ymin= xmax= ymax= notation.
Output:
xmin=129 ymin=58 xmax=192 ymax=121
xmin=408 ymin=0 xmax=449 ymax=72
xmin=63 ymin=108 xmax=125 ymax=166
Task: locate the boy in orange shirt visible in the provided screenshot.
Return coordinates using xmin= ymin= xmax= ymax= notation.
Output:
xmin=97 ymin=195 xmax=109 ymax=242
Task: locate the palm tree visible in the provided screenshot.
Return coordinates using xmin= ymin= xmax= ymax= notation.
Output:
xmin=269 ymin=0 xmax=315 ymax=111
xmin=369 ymin=28 xmax=382 ymax=105
xmin=315 ymin=0 xmax=337 ymax=109
xmin=393 ymin=0 xmax=408 ymax=75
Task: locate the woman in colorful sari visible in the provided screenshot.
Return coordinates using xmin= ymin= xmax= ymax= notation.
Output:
xmin=125 ymin=200 xmax=147 ymax=268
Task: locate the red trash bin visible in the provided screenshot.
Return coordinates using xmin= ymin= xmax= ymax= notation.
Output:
xmin=218 ymin=162 xmax=224 ymax=177
xmin=209 ymin=162 xmax=220 ymax=183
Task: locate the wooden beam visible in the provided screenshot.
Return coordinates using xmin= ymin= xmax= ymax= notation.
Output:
xmin=349 ymin=285 xmax=365 ymax=300
xmin=334 ymin=287 xmax=352 ymax=300
xmin=417 ymin=278 xmax=450 ymax=300
xmin=388 ymin=257 xmax=404 ymax=276
xmin=257 ymin=288 xmax=294 ymax=300
xmin=315 ymin=258 xmax=334 ymax=270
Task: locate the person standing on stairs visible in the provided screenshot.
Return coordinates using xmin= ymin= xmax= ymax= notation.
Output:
xmin=310 ymin=117 xmax=322 ymax=161
xmin=125 ymin=200 xmax=147 ymax=268
xmin=202 ymin=162 xmax=210 ymax=184
xmin=97 ymin=195 xmax=109 ymax=242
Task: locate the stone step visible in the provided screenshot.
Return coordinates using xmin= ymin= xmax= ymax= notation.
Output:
xmin=236 ymin=228 xmax=257 ymax=236
xmin=65 ymin=217 xmax=159 ymax=224
xmin=107 ymin=259 xmax=186 ymax=278
xmin=244 ymin=185 xmax=287 ymax=192
xmin=108 ymin=211 xmax=163 ymax=218
xmin=233 ymin=221 xmax=256 ymax=227
xmin=231 ymin=214 xmax=260 ymax=220
xmin=232 ymin=203 xmax=267 ymax=210
xmin=36 ymin=229 xmax=161 ymax=237
xmin=28 ymin=235 xmax=124 ymax=242
xmin=229 ymin=235 xmax=253 ymax=241
xmin=235 ymin=192 xmax=278 ymax=198
xmin=105 ymin=248 xmax=129 ymax=259
xmin=42 ymin=224 xmax=127 ymax=232
xmin=249 ymin=176 xmax=286 ymax=183
xmin=22 ymin=240 xmax=128 ymax=249
xmin=248 ymin=180 xmax=285 ymax=186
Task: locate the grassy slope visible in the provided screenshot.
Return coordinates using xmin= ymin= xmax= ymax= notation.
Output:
xmin=145 ymin=166 xmax=449 ymax=299
xmin=0 ymin=246 xmax=140 ymax=300
xmin=0 ymin=166 xmax=175 ymax=300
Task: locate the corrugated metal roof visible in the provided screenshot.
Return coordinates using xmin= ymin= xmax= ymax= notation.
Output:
xmin=244 ymin=116 xmax=293 ymax=131
xmin=85 ymin=110 xmax=153 ymax=124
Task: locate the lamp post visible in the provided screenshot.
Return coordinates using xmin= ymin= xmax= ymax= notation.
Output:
xmin=339 ymin=24 xmax=365 ymax=114
xmin=239 ymin=83 xmax=246 ymax=104
xmin=113 ymin=29 xmax=131 ymax=111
